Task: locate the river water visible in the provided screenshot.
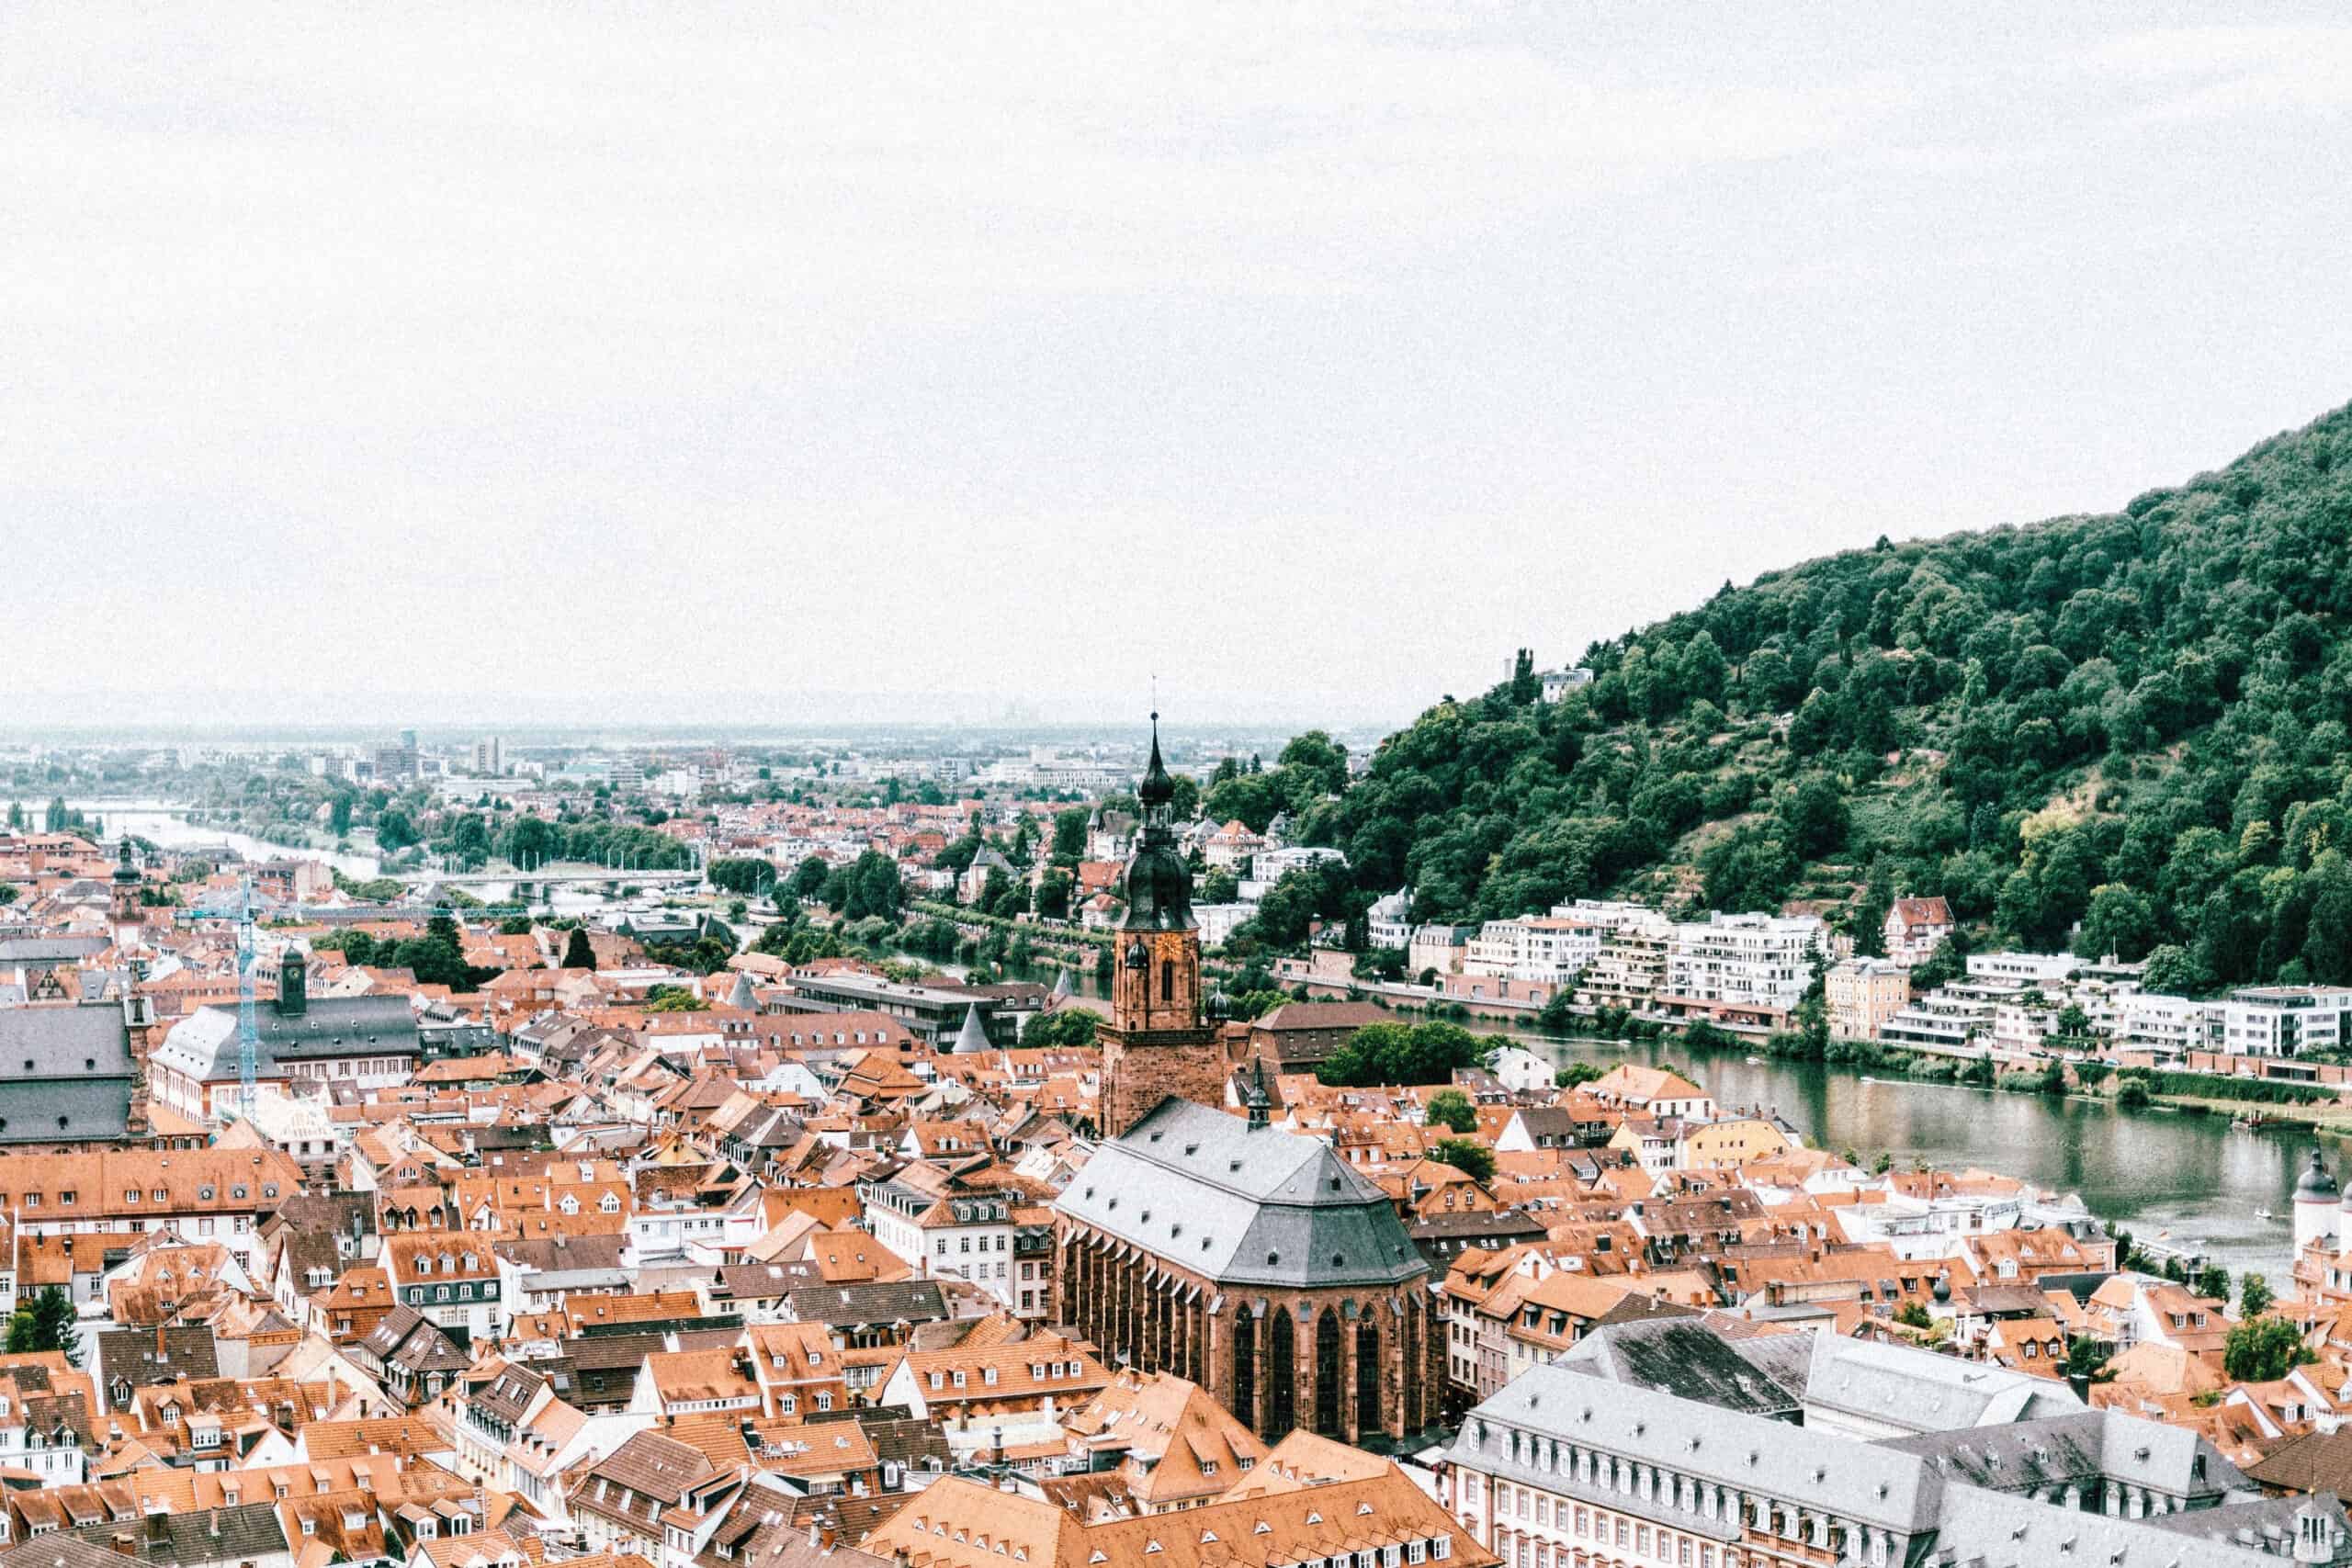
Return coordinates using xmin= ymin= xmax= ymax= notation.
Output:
xmin=1517 ymin=1032 xmax=2322 ymax=1279
xmin=23 ymin=799 xmax=385 ymax=878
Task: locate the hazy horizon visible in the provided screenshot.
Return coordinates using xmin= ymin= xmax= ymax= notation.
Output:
xmin=11 ymin=5 xmax=2352 ymax=728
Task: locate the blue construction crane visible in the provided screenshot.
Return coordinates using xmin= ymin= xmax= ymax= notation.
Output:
xmin=229 ymin=874 xmax=263 ymax=1121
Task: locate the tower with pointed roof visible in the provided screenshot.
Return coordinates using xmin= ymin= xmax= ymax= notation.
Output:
xmin=110 ymin=835 xmax=144 ymax=930
xmin=1099 ymin=715 xmax=1228 ymax=1137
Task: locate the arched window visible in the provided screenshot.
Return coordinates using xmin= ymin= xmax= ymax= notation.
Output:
xmin=1267 ymin=1310 xmax=1296 ymax=1438
xmin=1160 ymin=959 xmax=1174 ymax=1003
xmin=1355 ymin=1320 xmax=1382 ymax=1438
xmin=1234 ymin=1312 xmax=1258 ymax=1431
xmin=1314 ymin=1309 xmax=1344 ymax=1438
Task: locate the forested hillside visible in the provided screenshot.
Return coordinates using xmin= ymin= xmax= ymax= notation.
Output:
xmin=1269 ymin=401 xmax=2352 ymax=995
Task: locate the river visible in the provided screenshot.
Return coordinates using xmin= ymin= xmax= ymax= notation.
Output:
xmin=17 ymin=798 xmax=385 ymax=878
xmin=1000 ymin=964 xmax=2314 ymax=1273
xmin=1513 ymin=1031 xmax=2324 ymax=1280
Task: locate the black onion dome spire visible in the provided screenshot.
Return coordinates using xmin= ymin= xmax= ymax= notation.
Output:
xmin=1121 ymin=711 xmax=1195 ymax=931
xmin=1139 ymin=712 xmax=1175 ymax=810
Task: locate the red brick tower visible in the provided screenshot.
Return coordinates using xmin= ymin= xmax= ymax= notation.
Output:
xmin=1098 ymin=716 xmax=1228 ymax=1137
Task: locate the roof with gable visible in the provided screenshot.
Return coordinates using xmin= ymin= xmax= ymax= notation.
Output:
xmin=864 ymin=1441 xmax=1490 ymax=1568
xmin=1052 ymin=1098 xmax=1428 ymax=1291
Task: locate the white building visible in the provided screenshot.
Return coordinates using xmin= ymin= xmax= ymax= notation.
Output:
xmin=863 ymin=1176 xmax=1017 ymax=1312
xmin=2222 ymin=987 xmax=2352 ymax=1057
xmin=1194 ymin=902 xmax=1254 ymax=950
xmin=1666 ymin=913 xmax=1825 ymax=1017
xmin=1539 ymin=667 xmax=1594 ymax=702
xmin=1465 ymin=916 xmax=1601 ymax=984
xmin=1366 ymin=887 xmax=1415 ymax=951
xmin=1242 ymin=845 xmax=1348 ymax=899
xmin=2117 ymin=993 xmax=2219 ymax=1057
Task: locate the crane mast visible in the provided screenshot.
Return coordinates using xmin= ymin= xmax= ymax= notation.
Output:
xmin=232 ymin=874 xmax=261 ymax=1120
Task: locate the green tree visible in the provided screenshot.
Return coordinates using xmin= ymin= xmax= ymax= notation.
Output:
xmin=1035 ymin=868 xmax=1074 ymax=920
xmin=708 ymin=857 xmax=779 ymax=896
xmin=2075 ymin=884 xmax=2158 ymax=962
xmin=1023 ymin=1008 xmax=1101 ymax=1049
xmin=2239 ymin=1272 xmax=2275 ymax=1320
xmin=1894 ymin=1301 xmax=1933 ymax=1330
xmin=2222 ymin=1314 xmax=2313 ymax=1382
xmin=1555 ymin=1061 xmax=1602 ymax=1089
xmin=375 ymin=807 xmax=418 ymax=852
xmin=561 ymin=928 xmax=597 ymax=970
xmin=1425 ymin=1089 xmax=1478 ymax=1134
xmin=2138 ymin=943 xmax=2204 ymax=996
xmin=1428 ymin=1138 xmax=1497 ymax=1183
xmin=2194 ymin=1264 xmax=2232 ymax=1303
xmin=2115 ymin=1079 xmax=2153 ymax=1111
xmin=1318 ymin=1021 xmax=1494 ymax=1087
xmin=6 ymin=1285 xmax=80 ymax=1364
xmin=2064 ymin=1337 xmax=2114 ymax=1384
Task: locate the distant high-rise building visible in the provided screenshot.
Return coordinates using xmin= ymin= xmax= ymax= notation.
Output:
xmin=371 ymin=735 xmax=419 ymax=781
xmin=470 ymin=736 xmax=504 ymax=776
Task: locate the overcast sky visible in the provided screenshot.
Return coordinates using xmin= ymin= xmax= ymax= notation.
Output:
xmin=8 ymin=4 xmax=2351 ymax=730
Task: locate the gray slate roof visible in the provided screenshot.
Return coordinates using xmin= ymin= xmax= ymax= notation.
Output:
xmin=1798 ymin=1332 xmax=2082 ymax=1434
xmin=1880 ymin=1408 xmax=2247 ymax=1505
xmin=153 ymin=993 xmax=419 ymax=1084
xmin=785 ymin=1279 xmax=949 ymax=1328
xmin=1053 ymin=1097 xmax=1428 ymax=1292
xmin=1925 ymin=1479 xmax=2288 ymax=1567
xmin=0 ymin=1002 xmax=137 ymax=1143
xmin=1453 ymin=1361 xmax=1942 ymax=1537
xmin=65 ymin=1505 xmax=289 ymax=1568
xmin=1555 ymin=1318 xmax=1803 ymax=1419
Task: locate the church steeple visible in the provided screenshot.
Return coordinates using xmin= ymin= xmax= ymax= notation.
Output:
xmin=1119 ymin=712 xmax=1194 ymax=934
xmin=1099 ymin=709 xmax=1226 ymax=1138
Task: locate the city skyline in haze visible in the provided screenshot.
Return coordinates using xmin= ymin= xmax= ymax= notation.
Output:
xmin=9 ymin=6 xmax=2352 ymax=728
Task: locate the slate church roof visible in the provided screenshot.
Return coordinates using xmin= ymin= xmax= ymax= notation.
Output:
xmin=0 ymin=1002 xmax=137 ymax=1144
xmin=1054 ymin=1098 xmax=1429 ymax=1292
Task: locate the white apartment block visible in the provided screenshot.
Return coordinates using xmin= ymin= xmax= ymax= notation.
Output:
xmin=1963 ymin=952 xmax=2081 ymax=987
xmin=1581 ymin=910 xmax=1676 ymax=1010
xmin=2117 ymin=994 xmax=2219 ymax=1056
xmin=2222 ymin=987 xmax=2352 ymax=1056
xmin=1667 ymin=913 xmax=1825 ymax=1016
xmin=1244 ymin=845 xmax=1348 ymax=895
xmin=1193 ymin=903 xmax=1253 ymax=950
xmin=1465 ymin=917 xmax=1601 ymax=983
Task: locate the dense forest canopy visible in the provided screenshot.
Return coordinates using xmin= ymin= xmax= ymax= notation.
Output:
xmin=1294 ymin=401 xmax=2352 ymax=996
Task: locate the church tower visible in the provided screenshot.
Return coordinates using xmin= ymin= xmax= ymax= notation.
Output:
xmin=1098 ymin=716 xmax=1229 ymax=1137
xmin=110 ymin=836 xmax=144 ymax=931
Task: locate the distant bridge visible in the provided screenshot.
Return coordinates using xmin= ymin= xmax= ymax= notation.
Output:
xmin=393 ymin=863 xmax=705 ymax=892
